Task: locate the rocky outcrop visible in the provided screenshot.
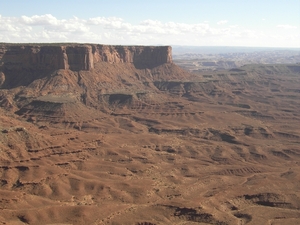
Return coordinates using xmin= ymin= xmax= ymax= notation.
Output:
xmin=0 ymin=45 xmax=93 ymax=72
xmin=0 ymin=44 xmax=172 ymax=72
xmin=0 ymin=44 xmax=172 ymax=88
xmin=67 ymin=45 xmax=94 ymax=71
xmin=92 ymin=45 xmax=172 ymax=68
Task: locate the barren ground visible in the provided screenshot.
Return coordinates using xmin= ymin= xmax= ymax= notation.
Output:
xmin=0 ymin=62 xmax=300 ymax=225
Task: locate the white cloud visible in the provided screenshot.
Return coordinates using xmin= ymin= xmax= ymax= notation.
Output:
xmin=0 ymin=14 xmax=299 ymax=47
xmin=277 ymin=24 xmax=297 ymax=29
xmin=217 ymin=20 xmax=228 ymax=25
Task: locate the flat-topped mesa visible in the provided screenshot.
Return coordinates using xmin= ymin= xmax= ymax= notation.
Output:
xmin=0 ymin=44 xmax=172 ymax=72
xmin=93 ymin=45 xmax=172 ymax=68
xmin=0 ymin=45 xmax=94 ymax=71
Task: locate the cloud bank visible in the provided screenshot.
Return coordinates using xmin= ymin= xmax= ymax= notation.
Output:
xmin=0 ymin=14 xmax=299 ymax=47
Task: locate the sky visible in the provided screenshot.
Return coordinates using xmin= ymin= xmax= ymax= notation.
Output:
xmin=0 ymin=0 xmax=299 ymax=47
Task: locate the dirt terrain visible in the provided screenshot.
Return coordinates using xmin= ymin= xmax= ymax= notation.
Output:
xmin=0 ymin=44 xmax=300 ymax=225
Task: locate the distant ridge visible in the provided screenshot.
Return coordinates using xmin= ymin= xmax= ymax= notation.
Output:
xmin=172 ymin=45 xmax=300 ymax=54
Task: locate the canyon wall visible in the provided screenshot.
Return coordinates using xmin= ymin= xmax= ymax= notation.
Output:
xmin=92 ymin=45 xmax=172 ymax=68
xmin=0 ymin=44 xmax=172 ymax=72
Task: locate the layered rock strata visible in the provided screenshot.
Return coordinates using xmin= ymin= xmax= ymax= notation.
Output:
xmin=0 ymin=44 xmax=172 ymax=88
xmin=92 ymin=45 xmax=172 ymax=68
xmin=0 ymin=44 xmax=172 ymax=72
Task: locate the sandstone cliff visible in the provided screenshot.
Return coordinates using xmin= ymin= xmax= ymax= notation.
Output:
xmin=92 ymin=45 xmax=172 ymax=68
xmin=0 ymin=44 xmax=172 ymax=88
xmin=0 ymin=44 xmax=172 ymax=71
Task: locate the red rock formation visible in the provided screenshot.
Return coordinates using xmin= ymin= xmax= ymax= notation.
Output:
xmin=0 ymin=44 xmax=172 ymax=72
xmin=0 ymin=45 xmax=66 ymax=71
xmin=0 ymin=44 xmax=172 ymax=88
xmin=66 ymin=45 xmax=94 ymax=71
xmin=92 ymin=45 xmax=172 ymax=68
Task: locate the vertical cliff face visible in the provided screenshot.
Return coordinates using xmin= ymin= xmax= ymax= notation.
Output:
xmin=0 ymin=45 xmax=68 ymax=88
xmin=0 ymin=44 xmax=172 ymax=71
xmin=0 ymin=45 xmax=95 ymax=72
xmin=0 ymin=44 xmax=172 ymax=88
xmin=0 ymin=45 xmax=66 ymax=71
xmin=66 ymin=45 xmax=94 ymax=71
xmin=92 ymin=45 xmax=172 ymax=68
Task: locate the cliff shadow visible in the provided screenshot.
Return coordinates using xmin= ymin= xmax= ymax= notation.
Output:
xmin=132 ymin=46 xmax=171 ymax=69
xmin=133 ymin=62 xmax=163 ymax=70
xmin=0 ymin=45 xmax=66 ymax=89
xmin=0 ymin=69 xmax=57 ymax=89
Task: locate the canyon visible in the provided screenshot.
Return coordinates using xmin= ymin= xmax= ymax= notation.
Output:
xmin=0 ymin=43 xmax=300 ymax=225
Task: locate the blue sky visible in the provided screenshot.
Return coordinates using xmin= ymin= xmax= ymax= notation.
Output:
xmin=0 ymin=0 xmax=299 ymax=47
